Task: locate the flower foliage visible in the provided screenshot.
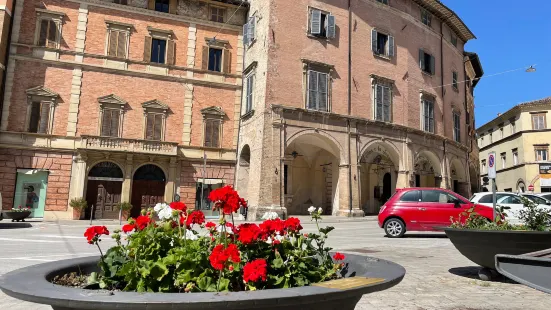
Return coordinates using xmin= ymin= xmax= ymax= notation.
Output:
xmin=86 ymin=190 xmax=345 ymax=293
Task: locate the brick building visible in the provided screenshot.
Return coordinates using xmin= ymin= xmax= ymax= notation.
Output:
xmin=236 ymin=0 xmax=484 ymax=219
xmin=0 ymin=0 xmax=248 ymax=220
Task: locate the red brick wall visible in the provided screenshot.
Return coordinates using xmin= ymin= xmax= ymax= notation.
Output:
xmin=0 ymin=149 xmax=73 ymax=211
xmin=192 ymin=85 xmax=236 ymax=148
xmin=179 ymin=161 xmax=235 ymax=209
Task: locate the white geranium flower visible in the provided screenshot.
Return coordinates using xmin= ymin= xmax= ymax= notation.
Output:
xmin=185 ymin=229 xmax=198 ymax=241
xmin=265 ymin=236 xmax=273 ymax=244
xmin=262 ymin=211 xmax=279 ymax=220
xmin=318 ymin=207 xmax=323 ymax=214
xmin=158 ymin=206 xmax=174 ymax=221
xmin=154 ymin=203 xmax=164 ymax=213
xmin=308 ymin=206 xmax=316 ymax=214
xmin=216 ymin=225 xmax=234 ymax=234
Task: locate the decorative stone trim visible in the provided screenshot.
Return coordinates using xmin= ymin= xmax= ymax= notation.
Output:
xmin=24 ymin=86 xmax=60 ymax=134
xmin=182 ymin=84 xmax=194 ymax=146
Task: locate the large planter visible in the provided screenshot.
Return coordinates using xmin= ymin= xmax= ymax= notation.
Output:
xmin=444 ymin=228 xmax=551 ymax=270
xmin=0 ymin=254 xmax=405 ymax=310
xmin=3 ymin=211 xmax=31 ymax=222
xmin=495 ymin=249 xmax=551 ymax=294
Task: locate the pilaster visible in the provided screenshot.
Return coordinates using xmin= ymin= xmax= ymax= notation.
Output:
xmin=181 ymin=24 xmax=196 ymax=145
xmin=232 ymin=32 xmax=244 ymax=148
xmin=121 ymin=154 xmax=133 ymax=203
xmin=68 ymin=153 xmax=87 ymax=201
xmin=165 ymin=157 xmax=177 ymax=202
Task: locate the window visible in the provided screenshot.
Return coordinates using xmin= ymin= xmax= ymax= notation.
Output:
xmin=307 ymin=70 xmax=329 ymax=112
xmin=501 ymin=153 xmax=506 ymax=169
xmin=453 ymin=112 xmax=460 ymax=142
xmin=480 ymin=135 xmax=484 ymax=146
xmin=481 ymin=159 xmax=486 ymax=173
xmin=376 ymin=0 xmax=389 ymax=4
xmin=421 ymin=97 xmax=434 ymax=133
xmin=210 ymin=6 xmax=225 ymax=23
xmin=419 ymin=50 xmax=435 ymax=75
xmin=100 ymin=109 xmax=121 ymax=137
xmin=500 ymin=195 xmax=522 ymax=204
xmin=489 ymin=131 xmax=493 ymax=143
xmin=371 ymin=29 xmax=394 ymax=57
xmin=308 ymin=8 xmax=336 ymax=39
xmin=452 ymin=71 xmax=458 ymax=89
xmin=374 ymin=83 xmax=392 ymax=122
xmin=106 ymin=29 xmax=128 ymax=58
xmin=421 ymin=8 xmax=432 ymax=27
xmin=399 ymin=190 xmax=420 ymax=202
xmin=511 ymin=121 xmax=516 ymax=134
xmin=37 ymin=18 xmax=60 ymax=48
xmin=499 ymin=127 xmax=504 ymax=139
xmin=204 ymin=119 xmax=221 ymax=147
xmin=535 ymin=147 xmax=549 ymax=161
xmin=284 ymin=164 xmax=288 ymax=195
xmin=245 ymin=73 xmax=254 ymax=113
xmin=450 ymin=34 xmax=457 ymax=47
xmin=421 ymin=190 xmax=458 ymax=203
xmin=208 ymin=47 xmax=223 ymax=72
xmin=523 ymin=195 xmax=547 ymax=205
xmin=154 ymin=0 xmax=169 ymax=13
xmin=478 ymin=193 xmax=513 ymax=204
xmin=151 ymin=38 xmax=167 ymax=64
xmin=242 ymin=16 xmax=256 ymax=47
xmin=113 ymin=0 xmax=127 ymax=4
xmin=28 ymin=102 xmax=52 ymax=134
xmin=142 ymin=99 xmax=168 ymax=141
xmin=532 ymin=113 xmax=546 ymax=130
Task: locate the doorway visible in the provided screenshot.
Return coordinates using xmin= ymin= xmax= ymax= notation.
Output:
xmin=13 ymin=170 xmax=48 ymax=218
xmin=382 ymin=173 xmax=392 ymax=203
xmin=86 ymin=162 xmax=123 ymax=220
xmin=131 ymin=164 xmax=166 ymax=218
xmin=195 ymin=181 xmax=223 ymax=218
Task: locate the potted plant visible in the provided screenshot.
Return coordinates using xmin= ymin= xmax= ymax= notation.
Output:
xmin=70 ymin=198 xmax=88 ymax=220
xmin=0 ymin=186 xmax=405 ymax=310
xmin=3 ymin=206 xmax=32 ymax=222
xmin=445 ymin=198 xmax=551 ymax=280
xmin=114 ymin=201 xmax=133 ymax=221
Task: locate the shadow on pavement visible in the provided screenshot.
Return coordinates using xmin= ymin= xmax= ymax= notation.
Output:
xmin=448 ymin=266 xmax=516 ymax=283
xmin=0 ymin=222 xmax=33 ymax=229
xmin=399 ymin=233 xmax=448 ymax=238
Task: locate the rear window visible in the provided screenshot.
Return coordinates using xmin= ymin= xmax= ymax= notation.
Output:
xmin=478 ymin=193 xmax=512 ymax=203
xmin=524 ymin=195 xmax=547 ymax=205
xmin=542 ymin=194 xmax=551 ymax=201
xmin=399 ymin=190 xmax=419 ymax=202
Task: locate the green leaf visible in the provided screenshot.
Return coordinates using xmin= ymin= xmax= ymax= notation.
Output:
xmin=87 ymin=272 xmax=99 ymax=285
xmin=175 ymin=270 xmax=193 ymax=286
xmin=197 ymin=276 xmax=217 ymax=292
xmin=218 ymin=277 xmax=230 ymax=291
xmin=272 ymin=257 xmax=284 ymax=269
xmin=150 ymin=262 xmax=169 ymax=281
xmin=319 ymin=226 xmax=335 ymax=235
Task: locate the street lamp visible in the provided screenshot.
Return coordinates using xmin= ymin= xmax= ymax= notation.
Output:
xmin=526 ymin=65 xmax=537 ymax=73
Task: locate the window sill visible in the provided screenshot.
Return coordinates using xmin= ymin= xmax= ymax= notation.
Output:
xmin=452 ymin=86 xmax=459 ymax=92
xmin=241 ymin=109 xmax=255 ymax=120
xmin=373 ymin=53 xmax=392 ymax=61
xmin=421 ymin=71 xmax=434 ymax=78
xmin=306 ymin=33 xmax=330 ymax=41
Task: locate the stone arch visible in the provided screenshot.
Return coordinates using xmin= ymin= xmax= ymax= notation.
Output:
xmin=132 ymin=163 xmax=167 ymax=182
xmin=517 ymin=178 xmax=526 ymax=193
xmin=469 ymin=162 xmax=479 ymax=194
xmin=449 ymin=157 xmax=468 ymax=197
xmin=414 ymin=149 xmax=442 ymax=175
xmin=130 ymin=163 xmax=167 ymax=218
xmin=359 ymin=139 xmax=401 ymax=170
xmin=286 ymin=129 xmax=345 ymax=164
xmin=236 ymin=144 xmax=251 ymax=200
xmin=85 ymin=161 xmax=124 ymax=220
xmin=87 ymin=159 xmax=124 ymax=177
xmin=412 ymin=149 xmax=442 ymax=187
xmin=239 ymin=144 xmax=251 ymax=166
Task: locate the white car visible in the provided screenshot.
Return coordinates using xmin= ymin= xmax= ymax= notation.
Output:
xmin=470 ymin=192 xmax=550 ymax=224
xmin=537 ymin=193 xmax=551 ymax=201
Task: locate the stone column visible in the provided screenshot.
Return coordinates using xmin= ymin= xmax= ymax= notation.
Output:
xmin=165 ymin=157 xmax=177 ymax=202
xmin=349 ymin=131 xmax=361 ymax=213
xmin=396 ymin=171 xmax=409 ymax=188
xmin=68 ymin=154 xmax=87 ymax=201
xmin=121 ymin=154 xmax=133 ymax=203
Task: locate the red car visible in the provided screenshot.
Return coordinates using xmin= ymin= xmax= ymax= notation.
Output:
xmin=378 ymin=187 xmax=494 ymax=238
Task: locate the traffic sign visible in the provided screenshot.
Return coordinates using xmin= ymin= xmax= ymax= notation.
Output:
xmin=488 ymin=152 xmax=496 ymax=179
xmin=528 ymin=184 xmax=534 ymax=192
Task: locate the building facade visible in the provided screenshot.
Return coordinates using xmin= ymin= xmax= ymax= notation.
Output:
xmin=464 ymin=51 xmax=483 ymax=195
xmin=236 ymin=0 xmax=483 ymax=219
xmin=0 ymin=0 xmax=248 ymax=220
xmin=477 ymin=97 xmax=551 ymax=194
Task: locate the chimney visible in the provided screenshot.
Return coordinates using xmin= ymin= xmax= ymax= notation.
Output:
xmin=497 ymin=113 xmax=501 ymax=116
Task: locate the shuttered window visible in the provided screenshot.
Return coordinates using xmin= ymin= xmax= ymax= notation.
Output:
xmin=145 ymin=113 xmax=163 ymax=140
xmin=101 ymin=109 xmax=120 ymax=137
xmin=144 ymin=36 xmax=174 ymax=65
xmin=307 ymin=70 xmax=329 ymax=112
xmin=208 ymin=47 xmax=223 ymax=72
xmin=452 ymin=71 xmax=458 ymax=89
xmin=371 ymin=29 xmax=394 ymax=57
xmin=37 ymin=19 xmax=58 ymax=48
xmin=28 ymin=102 xmax=51 ymax=134
xmin=532 ymin=114 xmax=546 ymax=130
xmin=204 ymin=119 xmax=221 ymax=148
xmin=374 ymin=84 xmax=391 ymax=122
xmin=419 ymin=50 xmax=435 ymax=75
xmin=421 ymin=8 xmax=432 ymax=27
xmin=154 ymin=0 xmax=169 ymax=13
xmin=245 ymin=74 xmax=254 ymax=113
xmin=210 ymin=6 xmax=225 ymax=23
xmin=453 ymin=112 xmax=460 ymax=142
xmin=421 ymin=98 xmax=434 ymax=133
xmin=243 ymin=16 xmax=256 ymax=47
xmin=151 ymin=38 xmax=166 ymax=64
xmin=107 ymin=30 xmax=128 ymax=58
xmin=309 ymin=8 xmax=335 ymax=39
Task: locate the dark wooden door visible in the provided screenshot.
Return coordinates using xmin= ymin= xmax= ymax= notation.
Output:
xmin=382 ymin=173 xmax=392 ymax=203
xmin=130 ymin=180 xmax=165 ymax=218
xmin=85 ymin=180 xmax=122 ymax=220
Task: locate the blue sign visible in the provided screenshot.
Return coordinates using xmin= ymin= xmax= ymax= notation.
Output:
xmin=489 ymin=154 xmax=495 ymax=168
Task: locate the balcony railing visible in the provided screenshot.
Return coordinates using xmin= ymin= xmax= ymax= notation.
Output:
xmin=81 ymin=136 xmax=178 ymax=156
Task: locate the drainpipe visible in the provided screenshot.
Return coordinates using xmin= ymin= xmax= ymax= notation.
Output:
xmin=233 ymin=23 xmax=247 ymax=194
xmin=347 ymin=0 xmax=353 ymax=215
xmin=0 ymin=0 xmax=16 ymax=126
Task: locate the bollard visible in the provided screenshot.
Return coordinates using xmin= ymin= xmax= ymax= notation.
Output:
xmin=89 ymin=204 xmax=94 ymax=225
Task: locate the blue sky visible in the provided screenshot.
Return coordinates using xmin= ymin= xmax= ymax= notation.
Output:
xmin=445 ymin=0 xmax=551 ymax=127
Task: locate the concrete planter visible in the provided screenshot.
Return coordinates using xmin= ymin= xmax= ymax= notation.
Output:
xmin=3 ymin=211 xmax=31 ymax=222
xmin=0 ymin=254 xmax=405 ymax=310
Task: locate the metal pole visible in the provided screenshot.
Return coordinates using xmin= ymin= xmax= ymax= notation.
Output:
xmin=492 ymin=179 xmax=497 ymax=221
xmin=90 ymin=204 xmax=94 ymax=226
xmin=119 ymin=209 xmax=122 ymax=225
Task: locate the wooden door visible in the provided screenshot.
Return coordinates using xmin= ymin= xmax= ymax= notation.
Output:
xmin=85 ymin=180 xmax=122 ymax=220
xmin=131 ymin=180 xmax=165 ymax=218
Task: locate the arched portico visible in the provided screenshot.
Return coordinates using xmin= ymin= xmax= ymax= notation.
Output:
xmin=413 ymin=150 xmax=442 ymax=188
xmin=450 ymin=158 xmax=468 ymax=198
xmin=130 ymin=163 xmax=166 ymax=217
xmin=85 ymin=161 xmax=123 ymax=220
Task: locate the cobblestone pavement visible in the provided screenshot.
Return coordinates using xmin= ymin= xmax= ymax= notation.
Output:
xmin=0 ymin=219 xmax=549 ymax=309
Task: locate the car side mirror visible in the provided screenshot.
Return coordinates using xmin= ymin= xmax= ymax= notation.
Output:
xmin=547 ymin=202 xmax=551 ymax=206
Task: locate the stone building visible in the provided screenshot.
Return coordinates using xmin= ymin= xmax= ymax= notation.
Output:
xmin=0 ymin=0 xmax=248 ymax=220
xmin=236 ymin=0 xmax=484 ymax=219
xmin=477 ymin=97 xmax=551 ymax=194
xmin=464 ymin=51 xmax=483 ymax=195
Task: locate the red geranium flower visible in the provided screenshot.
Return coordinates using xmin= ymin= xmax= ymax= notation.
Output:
xmin=84 ymin=226 xmax=109 ymax=244
xmin=284 ymin=217 xmax=303 ymax=233
xmin=186 ymin=210 xmax=206 ymax=227
xmin=209 ymin=243 xmax=240 ymax=271
xmin=121 ymin=224 xmax=135 ymax=233
xmin=260 ymin=218 xmax=285 ymax=237
xmin=333 ymin=252 xmax=345 ymax=262
xmin=208 ymin=186 xmax=247 ymax=215
xmin=205 ymin=222 xmax=217 ymax=229
xmin=135 ymin=215 xmax=151 ymax=230
xmin=243 ymin=259 xmax=268 ymax=283
xmin=170 ymin=201 xmax=186 ymax=212
xmin=237 ymin=223 xmax=261 ymax=245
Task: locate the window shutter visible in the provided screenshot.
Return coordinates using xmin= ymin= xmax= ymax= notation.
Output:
xmin=117 ymin=31 xmax=127 ymax=58
xmin=201 ymin=46 xmax=209 ymax=70
xmin=108 ymin=31 xmax=117 ymax=57
xmin=147 ymin=0 xmax=155 ymax=10
xmin=169 ymin=0 xmax=177 ymax=14
xmin=419 ymin=49 xmax=425 ymax=71
xmin=310 ymin=9 xmax=321 ymax=35
xmin=318 ymin=72 xmax=327 ymax=111
xmin=223 ymin=49 xmax=231 ymax=74
xmin=326 ymin=14 xmax=335 ymax=38
xmin=28 ymin=102 xmax=41 ymax=133
xmin=110 ymin=110 xmax=120 ymax=137
xmin=388 ymin=35 xmax=394 ymax=57
xmin=430 ymin=55 xmax=435 ymax=75
xmin=204 ymin=120 xmax=212 ymax=147
xmin=154 ymin=114 xmax=163 ymax=140
xmin=143 ymin=36 xmax=152 ymax=62
xmin=38 ymin=20 xmax=49 ymax=46
xmin=375 ymin=85 xmax=383 ymax=121
xmin=38 ymin=102 xmax=51 ymax=134
xmin=47 ymin=21 xmax=57 ymax=48
xmin=242 ymin=23 xmax=249 ymax=46
xmin=212 ymin=120 xmax=220 ymax=148
xmin=166 ymin=40 xmax=175 ymax=65
xmin=371 ymin=29 xmax=378 ymax=53
xmin=307 ymin=70 xmax=318 ymax=109
xmin=248 ymin=16 xmax=256 ymax=42
xmin=101 ymin=110 xmax=112 ymax=136
xmin=146 ymin=113 xmax=154 ymax=139
xmin=246 ymin=75 xmax=253 ymax=112
xmin=383 ymin=86 xmax=391 ymax=122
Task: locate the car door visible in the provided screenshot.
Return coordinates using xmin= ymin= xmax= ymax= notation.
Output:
xmin=497 ymin=195 xmax=523 ymax=224
xmin=417 ymin=190 xmax=459 ymax=229
xmin=393 ymin=190 xmax=423 ymax=230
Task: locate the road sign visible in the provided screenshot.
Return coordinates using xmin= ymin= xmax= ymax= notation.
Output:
xmin=488 ymin=152 xmax=496 ymax=179
xmin=528 ymin=184 xmax=534 ymax=192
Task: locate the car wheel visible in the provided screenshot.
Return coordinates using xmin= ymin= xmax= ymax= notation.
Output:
xmin=384 ymin=218 xmax=406 ymax=238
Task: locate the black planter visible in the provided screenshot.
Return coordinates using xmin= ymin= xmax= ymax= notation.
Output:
xmin=3 ymin=211 xmax=31 ymax=222
xmin=495 ymin=249 xmax=551 ymax=294
xmin=0 ymin=255 xmax=405 ymax=310
xmin=444 ymin=228 xmax=551 ymax=270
